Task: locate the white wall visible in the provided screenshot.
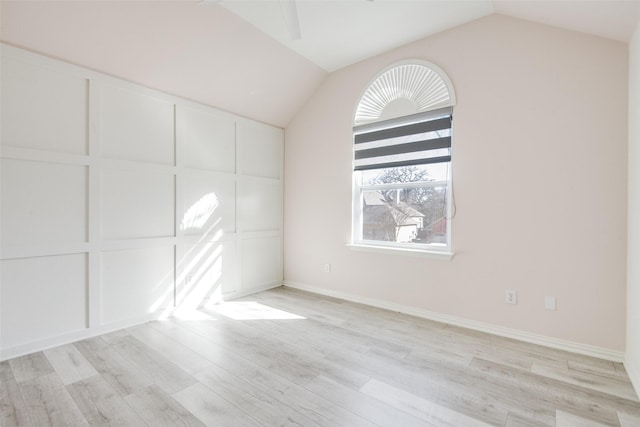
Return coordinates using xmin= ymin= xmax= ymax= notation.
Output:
xmin=0 ymin=1 xmax=327 ymax=128
xmin=627 ymin=20 xmax=640 ymax=395
xmin=0 ymin=45 xmax=284 ymax=360
xmin=284 ymin=15 xmax=628 ymax=357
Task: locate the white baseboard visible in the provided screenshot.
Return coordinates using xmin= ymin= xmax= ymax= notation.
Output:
xmin=0 ymin=282 xmax=284 ymax=362
xmin=224 ymin=282 xmax=283 ymax=301
xmin=283 ymin=281 xmax=625 ymax=363
xmin=626 ymin=354 xmax=640 ymax=399
xmin=3 ymin=279 xmax=625 ymax=368
xmin=0 ymin=311 xmax=164 ymax=361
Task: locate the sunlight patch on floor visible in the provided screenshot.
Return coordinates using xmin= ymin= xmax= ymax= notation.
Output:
xmin=171 ymin=308 xmax=218 ymax=321
xmin=211 ymin=301 xmax=306 ymax=320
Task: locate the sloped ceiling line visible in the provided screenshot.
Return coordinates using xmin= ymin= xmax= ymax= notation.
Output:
xmin=220 ymin=0 xmax=640 ymax=73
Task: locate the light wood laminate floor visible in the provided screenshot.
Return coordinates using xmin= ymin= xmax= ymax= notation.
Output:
xmin=2 ymin=286 xmax=640 ymax=426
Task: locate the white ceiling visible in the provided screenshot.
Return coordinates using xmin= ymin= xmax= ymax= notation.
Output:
xmin=219 ymin=0 xmax=640 ymax=72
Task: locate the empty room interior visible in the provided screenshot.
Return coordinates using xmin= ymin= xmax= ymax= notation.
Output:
xmin=2 ymin=0 xmax=640 ymax=425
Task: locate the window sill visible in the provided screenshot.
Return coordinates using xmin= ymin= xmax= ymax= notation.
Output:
xmin=347 ymin=243 xmax=454 ymax=261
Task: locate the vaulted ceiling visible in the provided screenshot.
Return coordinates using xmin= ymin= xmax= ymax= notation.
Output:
xmin=221 ymin=0 xmax=640 ymax=72
xmin=1 ymin=1 xmax=638 ymax=127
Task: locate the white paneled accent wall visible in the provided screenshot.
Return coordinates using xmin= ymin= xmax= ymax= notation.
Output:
xmin=0 ymin=45 xmax=284 ymax=360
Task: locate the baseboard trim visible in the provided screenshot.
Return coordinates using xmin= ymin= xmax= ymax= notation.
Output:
xmin=283 ymin=281 xmax=625 ymax=363
xmin=0 ymin=311 xmax=164 ymax=362
xmin=626 ymin=354 xmax=640 ymax=399
xmin=0 ymin=283 xmax=284 ymax=362
xmin=224 ymin=282 xmax=283 ymax=301
xmin=3 ymin=280 xmax=625 ymax=366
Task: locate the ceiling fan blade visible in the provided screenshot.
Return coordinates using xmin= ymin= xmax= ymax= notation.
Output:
xmin=280 ymin=0 xmax=301 ymax=40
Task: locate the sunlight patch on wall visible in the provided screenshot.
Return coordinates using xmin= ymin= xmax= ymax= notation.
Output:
xmin=181 ymin=193 xmax=219 ymax=232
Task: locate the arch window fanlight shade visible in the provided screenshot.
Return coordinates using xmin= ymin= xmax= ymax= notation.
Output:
xmin=351 ymin=61 xmax=455 ymax=257
xmin=354 ymin=62 xmax=455 ymax=126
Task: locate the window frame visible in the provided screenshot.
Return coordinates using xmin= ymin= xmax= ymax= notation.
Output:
xmin=351 ymin=160 xmax=453 ymax=256
xmin=351 ymin=60 xmax=455 ymax=258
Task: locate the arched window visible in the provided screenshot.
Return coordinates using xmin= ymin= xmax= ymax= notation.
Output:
xmin=351 ymin=61 xmax=455 ymax=256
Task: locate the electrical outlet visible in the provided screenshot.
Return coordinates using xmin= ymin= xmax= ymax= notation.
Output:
xmin=505 ymin=289 xmax=517 ymax=304
xmin=323 ymin=263 xmax=331 ymax=273
xmin=545 ymin=296 xmax=557 ymax=310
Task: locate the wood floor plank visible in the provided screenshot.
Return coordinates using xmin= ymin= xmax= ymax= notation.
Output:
xmin=504 ymin=411 xmax=552 ymax=427
xmin=66 ymin=375 xmax=147 ymax=426
xmin=145 ymin=318 xmax=230 ymax=364
xmin=263 ymin=378 xmax=359 ymax=426
xmin=195 ymin=364 xmax=323 ymax=427
xmin=213 ymin=315 xmax=374 ymax=389
xmin=532 ymin=361 xmax=639 ymax=402
xmin=0 ymin=361 xmax=32 ymax=427
xmin=9 ymin=352 xmax=54 ymax=383
xmin=18 ymin=372 xmax=88 ymax=426
xmin=555 ymin=409 xmax=611 ymax=426
xmin=124 ymin=384 xmax=205 ymax=427
xmin=403 ymin=343 xmax=473 ymax=368
xmin=470 ymin=357 xmax=626 ymax=425
xmin=127 ymin=323 xmax=213 ymax=375
xmin=250 ymin=291 xmax=416 ymax=356
xmin=304 ymin=374 xmax=428 ymax=427
xmin=174 ymin=321 xmax=322 ymax=387
xmin=261 ymin=288 xmax=543 ymax=374
xmin=210 ymin=307 xmax=371 ymax=358
xmin=73 ymin=337 xmax=153 ymax=396
xmin=236 ymin=292 xmax=410 ymax=357
xmin=108 ymin=334 xmax=197 ymax=395
xmin=214 ymin=351 xmax=377 ymax=427
xmin=44 ymin=344 xmax=98 ymax=385
xmin=614 ymin=362 xmax=629 ymax=374
xmin=272 ymin=282 xmax=604 ymax=375
xmin=98 ymin=329 xmax=131 ymax=344
xmin=244 ymin=290 xmax=348 ymax=327
xmin=360 ymin=378 xmax=496 ymax=427
xmin=618 ymin=410 xmax=640 ymax=426
xmin=177 ymin=315 xmax=369 ymax=389
xmin=471 ymin=347 xmax=534 ymax=372
xmin=218 ymin=289 xmax=640 ymax=425
xmin=324 ymin=339 xmax=514 ymax=425
xmin=173 ymin=382 xmax=262 ymax=427
xmin=568 ymin=359 xmax=618 ymax=376
xmin=152 ymin=320 xmax=366 ymax=426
